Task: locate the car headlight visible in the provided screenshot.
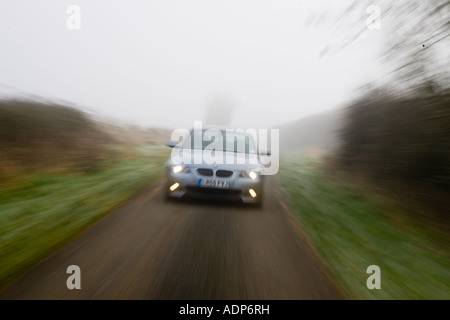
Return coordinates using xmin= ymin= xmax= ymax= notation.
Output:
xmin=240 ymin=170 xmax=260 ymax=180
xmin=171 ymin=165 xmax=190 ymax=173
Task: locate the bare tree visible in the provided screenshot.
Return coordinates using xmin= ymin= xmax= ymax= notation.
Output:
xmin=307 ymin=0 xmax=450 ymax=93
xmin=204 ymin=93 xmax=237 ymax=126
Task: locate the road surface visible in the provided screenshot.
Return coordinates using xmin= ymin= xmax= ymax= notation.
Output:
xmin=0 ymin=176 xmax=343 ymax=299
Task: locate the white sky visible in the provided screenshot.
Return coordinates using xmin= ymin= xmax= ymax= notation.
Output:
xmin=0 ymin=0 xmax=385 ymax=129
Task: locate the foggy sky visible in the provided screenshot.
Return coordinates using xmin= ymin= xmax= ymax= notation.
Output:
xmin=0 ymin=0 xmax=385 ymax=129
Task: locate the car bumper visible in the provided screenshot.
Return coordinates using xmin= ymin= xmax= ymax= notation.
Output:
xmin=165 ymin=171 xmax=263 ymax=204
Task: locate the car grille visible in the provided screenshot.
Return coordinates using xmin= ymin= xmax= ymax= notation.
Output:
xmin=197 ymin=168 xmax=214 ymax=176
xmin=215 ymin=170 xmax=233 ymax=178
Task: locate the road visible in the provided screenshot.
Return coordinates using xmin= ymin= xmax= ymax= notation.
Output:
xmin=0 ymin=176 xmax=343 ymax=299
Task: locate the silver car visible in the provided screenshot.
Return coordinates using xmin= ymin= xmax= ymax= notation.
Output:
xmin=165 ymin=127 xmax=268 ymax=206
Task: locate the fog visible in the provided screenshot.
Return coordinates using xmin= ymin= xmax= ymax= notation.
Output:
xmin=0 ymin=0 xmax=384 ymax=129
xmin=1 ymin=1 xmax=449 ymax=300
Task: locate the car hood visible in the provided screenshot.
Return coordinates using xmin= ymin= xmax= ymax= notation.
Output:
xmin=168 ymin=148 xmax=262 ymax=171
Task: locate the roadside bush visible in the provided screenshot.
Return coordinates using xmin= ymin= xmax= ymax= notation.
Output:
xmin=0 ymin=98 xmax=113 ymax=177
xmin=334 ymin=86 xmax=450 ymax=221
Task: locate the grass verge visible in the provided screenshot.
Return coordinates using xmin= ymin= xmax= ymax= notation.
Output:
xmin=279 ymin=152 xmax=450 ymax=299
xmin=0 ymin=145 xmax=169 ymax=291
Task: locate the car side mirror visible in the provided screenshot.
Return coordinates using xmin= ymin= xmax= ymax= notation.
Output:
xmin=167 ymin=141 xmax=178 ymax=148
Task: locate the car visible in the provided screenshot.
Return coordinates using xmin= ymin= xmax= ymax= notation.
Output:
xmin=164 ymin=127 xmax=269 ymax=206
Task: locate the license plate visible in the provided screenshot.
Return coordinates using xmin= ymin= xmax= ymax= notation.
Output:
xmin=199 ymin=178 xmax=230 ymax=189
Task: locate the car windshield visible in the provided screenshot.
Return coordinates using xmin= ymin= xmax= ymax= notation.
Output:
xmin=181 ymin=129 xmax=257 ymax=154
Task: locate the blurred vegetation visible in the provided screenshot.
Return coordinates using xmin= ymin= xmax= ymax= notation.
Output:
xmin=0 ymin=98 xmax=172 ymax=181
xmin=313 ymin=0 xmax=450 ymax=229
xmin=331 ymin=86 xmax=450 ymax=227
xmin=312 ymin=0 xmax=449 ymax=93
xmin=285 ymin=0 xmax=449 ymax=298
xmin=0 ymin=98 xmax=114 ymax=178
xmin=280 ymin=153 xmax=450 ymax=300
xmin=0 ymin=147 xmax=169 ymax=292
xmin=0 ymin=96 xmax=173 ymax=292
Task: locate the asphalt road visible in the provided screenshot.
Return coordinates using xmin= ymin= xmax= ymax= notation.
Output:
xmin=0 ymin=176 xmax=343 ymax=299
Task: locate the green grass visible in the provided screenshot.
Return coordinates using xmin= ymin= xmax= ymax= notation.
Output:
xmin=0 ymin=145 xmax=170 ymax=290
xmin=279 ymin=152 xmax=450 ymax=300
